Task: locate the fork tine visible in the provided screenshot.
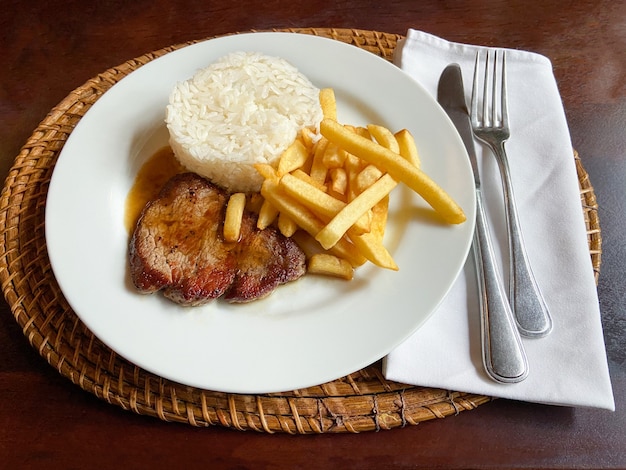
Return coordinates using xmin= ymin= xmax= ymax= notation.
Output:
xmin=491 ymin=50 xmax=498 ymax=127
xmin=471 ymin=51 xmax=480 ymax=127
xmin=483 ymin=51 xmax=490 ymax=126
xmin=471 ymin=50 xmax=508 ymax=129
xmin=501 ymin=51 xmax=509 ymax=129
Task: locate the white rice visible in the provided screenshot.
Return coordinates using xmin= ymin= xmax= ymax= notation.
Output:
xmin=165 ymin=51 xmax=323 ymax=193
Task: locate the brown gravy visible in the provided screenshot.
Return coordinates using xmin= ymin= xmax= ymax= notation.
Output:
xmin=124 ymin=146 xmax=185 ymax=232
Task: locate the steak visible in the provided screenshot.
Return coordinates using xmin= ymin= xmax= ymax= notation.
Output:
xmin=129 ymin=172 xmax=306 ymax=305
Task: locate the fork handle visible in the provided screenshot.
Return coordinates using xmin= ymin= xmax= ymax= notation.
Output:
xmin=494 ymin=141 xmax=553 ymax=337
xmin=474 ymin=189 xmax=528 ymax=383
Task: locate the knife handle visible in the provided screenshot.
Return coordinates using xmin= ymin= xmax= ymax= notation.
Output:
xmin=473 ymin=189 xmax=529 ymax=383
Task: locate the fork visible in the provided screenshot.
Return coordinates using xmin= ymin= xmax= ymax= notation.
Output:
xmin=470 ymin=50 xmax=553 ymax=338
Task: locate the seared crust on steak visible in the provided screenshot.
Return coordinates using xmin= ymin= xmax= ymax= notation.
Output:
xmin=224 ymin=215 xmax=307 ymax=302
xmin=129 ymin=173 xmax=306 ymax=306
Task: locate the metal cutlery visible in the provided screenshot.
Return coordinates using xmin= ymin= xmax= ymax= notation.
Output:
xmin=470 ymin=50 xmax=553 ymax=338
xmin=438 ymin=64 xmax=528 ymax=383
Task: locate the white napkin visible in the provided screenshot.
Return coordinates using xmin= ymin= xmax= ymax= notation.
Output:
xmin=383 ymin=30 xmax=615 ymax=410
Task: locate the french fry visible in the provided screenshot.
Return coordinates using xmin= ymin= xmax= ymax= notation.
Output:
xmin=355 ymin=126 xmax=371 ymax=139
xmin=257 ymin=199 xmax=279 ymax=229
xmin=315 ymin=174 xmax=398 ymax=250
xmin=357 ymin=209 xmax=372 ymax=233
xmin=308 ymin=253 xmax=354 ymax=280
xmin=278 ymin=211 xmax=298 ymax=237
xmin=367 ymin=123 xmax=400 ymax=153
xmin=300 ymin=126 xmax=317 ymax=149
xmin=319 ymin=88 xmax=337 ymax=120
xmin=369 ymin=196 xmax=390 ymax=244
xmin=280 ymin=173 xmax=343 ymax=217
xmin=279 ymin=173 xmax=370 ymax=234
xmin=345 ymin=153 xmax=364 ymax=201
xmin=355 ymin=164 xmax=384 ymax=194
xmin=329 ymin=167 xmax=348 ymax=195
xmin=260 ymin=179 xmax=366 ymax=267
xmin=309 ymin=137 xmax=329 ymax=185
xmin=291 ymin=231 xmax=324 ymax=259
xmin=254 ymin=163 xmax=280 ymax=229
xmin=320 ymin=118 xmax=466 ymax=224
xmin=261 ymin=179 xmax=320 ymax=233
xmin=291 ymin=168 xmax=327 ymax=192
xmin=300 ymin=147 xmax=315 ymax=175
xmin=344 ymin=152 xmax=363 ymax=175
xmin=349 ymin=230 xmax=398 ymax=270
xmin=322 ymin=141 xmax=346 ymax=168
xmin=223 ymin=193 xmax=246 ymax=242
xmin=246 ymin=192 xmax=265 ymax=214
xmin=347 ymin=196 xmax=398 ymax=270
xmin=254 ymin=163 xmax=278 ymax=181
xmin=278 ymin=138 xmax=309 ymax=176
xmin=395 ymin=128 xmax=421 ymax=168
xmin=248 ymin=89 xmax=465 ymax=281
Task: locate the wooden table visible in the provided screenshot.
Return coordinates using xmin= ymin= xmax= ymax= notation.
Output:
xmin=1 ymin=1 xmax=624 ymax=468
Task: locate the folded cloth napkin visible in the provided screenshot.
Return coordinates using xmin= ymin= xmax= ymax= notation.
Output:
xmin=383 ymin=29 xmax=614 ymax=410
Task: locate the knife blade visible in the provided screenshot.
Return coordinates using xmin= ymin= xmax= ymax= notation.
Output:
xmin=437 ymin=64 xmax=528 ymax=383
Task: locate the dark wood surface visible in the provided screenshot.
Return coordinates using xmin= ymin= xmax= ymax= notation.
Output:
xmin=1 ymin=1 xmax=625 ymax=468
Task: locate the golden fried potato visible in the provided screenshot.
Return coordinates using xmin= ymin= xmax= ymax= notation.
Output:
xmin=300 ymin=126 xmax=317 ymax=149
xmin=280 ymin=173 xmax=343 ymax=217
xmin=368 ymin=195 xmax=390 ymax=244
xmin=356 ymin=126 xmax=371 ymax=139
xmin=395 ymin=128 xmax=421 ymax=168
xmin=278 ymin=138 xmax=310 ymax=176
xmin=278 ymin=211 xmax=298 ymax=237
xmin=322 ymin=141 xmax=347 ymax=169
xmin=257 ymin=199 xmax=279 ymax=230
xmin=260 ymin=179 xmax=366 ymax=267
xmin=319 ymin=88 xmax=337 ymax=121
xmin=344 ymin=153 xmax=364 ymax=201
xmin=279 ymin=173 xmax=370 ymax=234
xmin=291 ymin=168 xmax=327 ymax=192
xmin=347 ymin=196 xmax=397 ymax=270
xmin=308 ymin=253 xmax=354 ymax=280
xmin=291 ymin=231 xmax=324 ymax=259
xmin=355 ymin=164 xmax=384 ymax=194
xmin=245 ymin=192 xmax=265 ymax=214
xmin=250 ymin=88 xmax=465 ymax=280
xmin=320 ymin=118 xmax=466 ymax=224
xmin=315 ymin=174 xmax=398 ymax=250
xmin=349 ymin=231 xmax=398 ymax=270
xmin=254 ymin=163 xmax=278 ymax=181
xmin=223 ymin=192 xmax=246 ymax=242
xmin=367 ymin=123 xmax=400 ymax=153
xmin=309 ymin=137 xmax=330 ymax=185
xmin=329 ymin=167 xmax=348 ymax=196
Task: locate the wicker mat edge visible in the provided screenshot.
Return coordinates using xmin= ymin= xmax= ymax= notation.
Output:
xmin=0 ymin=28 xmax=601 ymax=433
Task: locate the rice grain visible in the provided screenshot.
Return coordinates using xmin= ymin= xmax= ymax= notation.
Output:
xmin=166 ymin=51 xmax=323 ymax=193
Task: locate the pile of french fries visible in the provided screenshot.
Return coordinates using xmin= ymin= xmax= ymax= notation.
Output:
xmin=223 ymin=88 xmax=466 ymax=280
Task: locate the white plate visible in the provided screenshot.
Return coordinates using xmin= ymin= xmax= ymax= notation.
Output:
xmin=46 ymin=32 xmax=475 ymax=393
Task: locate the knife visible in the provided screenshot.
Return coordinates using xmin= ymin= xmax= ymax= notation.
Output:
xmin=437 ymin=64 xmax=528 ymax=383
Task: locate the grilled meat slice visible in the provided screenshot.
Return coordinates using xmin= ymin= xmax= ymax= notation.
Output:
xmin=225 ymin=215 xmax=307 ymax=303
xmin=129 ymin=173 xmax=237 ymax=305
xmin=129 ymin=172 xmax=306 ymax=306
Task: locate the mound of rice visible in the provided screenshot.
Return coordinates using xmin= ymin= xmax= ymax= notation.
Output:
xmin=165 ymin=51 xmax=323 ymax=193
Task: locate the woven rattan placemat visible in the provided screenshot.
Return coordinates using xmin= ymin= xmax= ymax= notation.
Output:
xmin=0 ymin=28 xmax=601 ymax=433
